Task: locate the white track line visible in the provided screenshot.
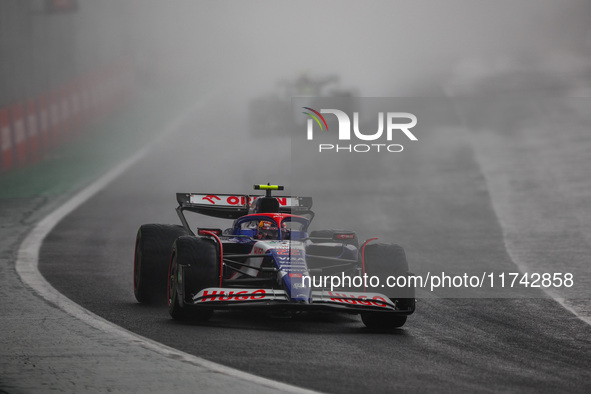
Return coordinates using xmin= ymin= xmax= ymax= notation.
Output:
xmin=466 ymin=128 xmax=591 ymax=327
xmin=15 ymin=98 xmax=318 ymax=394
xmin=497 ymin=230 xmax=591 ymax=327
xmin=553 ymin=297 xmax=591 ymax=326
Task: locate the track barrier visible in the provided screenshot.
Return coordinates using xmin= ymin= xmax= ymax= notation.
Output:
xmin=0 ymin=58 xmax=135 ymax=173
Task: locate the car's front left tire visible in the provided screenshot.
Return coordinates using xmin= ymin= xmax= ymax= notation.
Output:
xmin=168 ymin=236 xmax=218 ymax=321
xmin=133 ymin=224 xmax=188 ymax=304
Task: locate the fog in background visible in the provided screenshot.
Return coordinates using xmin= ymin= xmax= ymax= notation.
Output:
xmin=130 ymin=0 xmax=591 ymax=97
xmin=2 ymin=0 xmax=590 ymax=119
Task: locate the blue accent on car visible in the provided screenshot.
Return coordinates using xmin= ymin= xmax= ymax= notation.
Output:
xmin=269 ymin=247 xmax=311 ymax=303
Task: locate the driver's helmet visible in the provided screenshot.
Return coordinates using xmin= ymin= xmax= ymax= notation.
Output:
xmin=257 ymin=220 xmax=279 ymax=239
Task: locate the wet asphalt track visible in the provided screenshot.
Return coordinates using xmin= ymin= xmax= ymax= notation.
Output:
xmin=39 ymin=100 xmax=591 ymax=393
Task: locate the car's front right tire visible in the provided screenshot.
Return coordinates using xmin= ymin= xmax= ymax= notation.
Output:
xmin=361 ymin=313 xmax=407 ymax=329
xmin=360 ymin=243 xmax=415 ymax=329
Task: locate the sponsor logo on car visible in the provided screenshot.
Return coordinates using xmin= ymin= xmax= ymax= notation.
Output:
xmin=199 ymin=289 xmax=267 ymax=302
xmin=190 ymin=194 xmax=300 ymax=207
xmin=327 ymin=291 xmax=389 ymax=307
xmin=275 ymin=248 xmax=301 ymax=255
xmin=202 ymin=195 xmax=221 ymax=204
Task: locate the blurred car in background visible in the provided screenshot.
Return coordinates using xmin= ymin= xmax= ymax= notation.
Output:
xmin=249 ymin=73 xmax=359 ymax=137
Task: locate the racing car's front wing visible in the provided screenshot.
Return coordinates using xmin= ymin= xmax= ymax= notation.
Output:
xmin=185 ymin=287 xmax=413 ymax=314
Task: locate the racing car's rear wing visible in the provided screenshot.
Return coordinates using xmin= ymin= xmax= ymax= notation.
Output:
xmin=176 ymin=193 xmax=313 ymax=221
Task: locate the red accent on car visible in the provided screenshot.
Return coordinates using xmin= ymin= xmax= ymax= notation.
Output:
xmin=201 ymin=230 xmax=224 ymax=287
xmin=361 ymin=237 xmax=379 ymax=292
xmin=200 ymin=289 xmax=267 ymax=302
xmin=240 ymin=213 xmax=307 ymax=226
xmin=167 ymin=249 xmax=174 ymax=307
xmin=328 ymin=291 xmax=388 ymax=307
xmin=198 ymin=228 xmax=222 ymax=236
xmin=133 ymin=236 xmax=139 ymax=292
xmin=202 ymin=195 xmax=221 ymax=204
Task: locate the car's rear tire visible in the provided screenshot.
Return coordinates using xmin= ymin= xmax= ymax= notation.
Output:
xmin=133 ymin=224 xmax=188 ymax=304
xmin=361 ymin=243 xmax=414 ymax=329
xmin=168 ymin=236 xmax=218 ymax=321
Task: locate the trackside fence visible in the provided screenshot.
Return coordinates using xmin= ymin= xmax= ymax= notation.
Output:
xmin=0 ymin=58 xmax=134 ymax=173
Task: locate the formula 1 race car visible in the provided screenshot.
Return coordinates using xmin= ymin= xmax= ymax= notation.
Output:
xmin=133 ymin=184 xmax=415 ymax=328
